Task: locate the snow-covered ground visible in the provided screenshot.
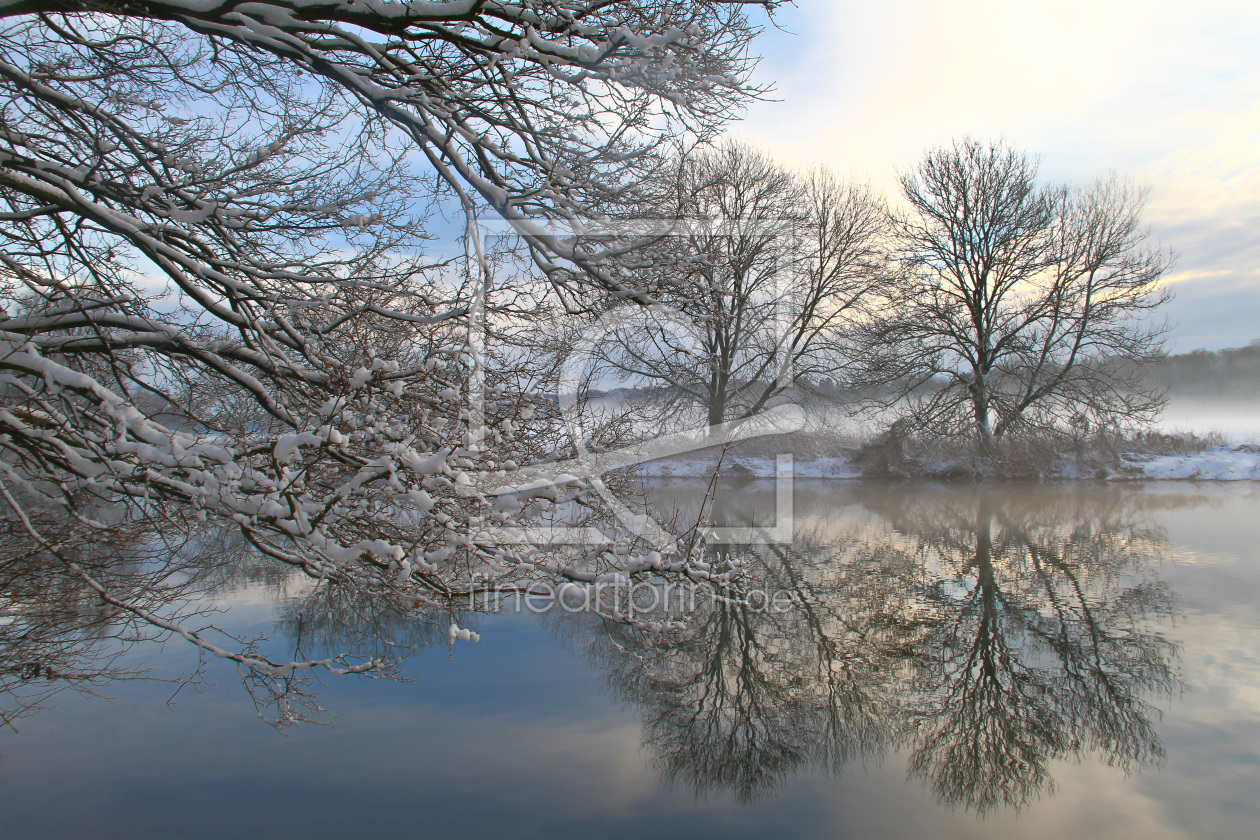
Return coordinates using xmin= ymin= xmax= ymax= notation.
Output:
xmin=627 ymin=398 xmax=1260 ymax=482
xmin=1136 ymin=397 xmax=1260 ymax=480
xmin=1126 ymin=447 xmax=1260 ymax=481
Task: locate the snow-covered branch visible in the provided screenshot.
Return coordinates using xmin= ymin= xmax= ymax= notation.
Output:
xmin=0 ymin=2 xmax=773 ymax=708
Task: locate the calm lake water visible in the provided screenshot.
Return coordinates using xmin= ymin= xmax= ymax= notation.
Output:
xmin=3 ymin=480 xmax=1259 ymax=839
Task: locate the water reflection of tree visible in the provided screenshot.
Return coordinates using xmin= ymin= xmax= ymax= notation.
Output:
xmin=273 ymin=583 xmax=450 ymax=665
xmin=565 ymin=528 xmax=934 ymax=803
xmin=0 ymin=514 xmax=198 ymax=730
xmin=872 ymin=487 xmax=1178 ymax=813
xmin=192 ymin=527 xmax=447 ymax=663
xmin=0 ymin=518 xmax=447 ymax=729
xmin=565 ymin=486 xmax=1179 ymax=812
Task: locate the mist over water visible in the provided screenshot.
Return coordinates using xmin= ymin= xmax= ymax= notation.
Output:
xmin=1157 ymin=397 xmax=1260 ymax=443
xmin=1152 ymin=343 xmax=1260 ymax=442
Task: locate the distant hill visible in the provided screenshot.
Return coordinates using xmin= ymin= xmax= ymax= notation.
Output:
xmin=1152 ymin=341 xmax=1260 ymax=399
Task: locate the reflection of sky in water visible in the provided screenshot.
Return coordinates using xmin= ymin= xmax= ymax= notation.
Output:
xmin=2 ymin=485 xmax=1259 ymax=839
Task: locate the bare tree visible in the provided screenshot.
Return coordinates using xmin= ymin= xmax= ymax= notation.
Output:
xmin=0 ymin=2 xmax=775 ymax=703
xmin=591 ymin=142 xmax=886 ymax=429
xmin=857 ymin=138 xmax=1172 ymax=453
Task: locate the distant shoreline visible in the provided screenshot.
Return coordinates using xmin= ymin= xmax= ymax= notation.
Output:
xmin=633 ymin=446 xmax=1260 ymax=482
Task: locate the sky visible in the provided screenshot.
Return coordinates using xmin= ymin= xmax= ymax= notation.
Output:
xmin=727 ymin=0 xmax=1260 ymax=351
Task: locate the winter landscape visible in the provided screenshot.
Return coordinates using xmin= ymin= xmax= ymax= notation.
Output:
xmin=1 ymin=2 xmax=1259 ymax=839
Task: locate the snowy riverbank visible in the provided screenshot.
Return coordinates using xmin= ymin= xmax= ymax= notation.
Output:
xmin=1124 ymin=447 xmax=1260 ymax=481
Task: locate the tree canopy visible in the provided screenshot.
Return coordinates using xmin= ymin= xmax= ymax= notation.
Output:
xmin=0 ymin=0 xmax=778 ymax=714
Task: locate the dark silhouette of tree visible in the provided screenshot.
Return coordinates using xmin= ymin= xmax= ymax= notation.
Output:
xmin=856 ymin=138 xmax=1173 ymax=452
xmin=589 ymin=142 xmax=886 ymax=429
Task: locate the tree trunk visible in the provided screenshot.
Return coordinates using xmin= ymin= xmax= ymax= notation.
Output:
xmin=707 ymin=358 xmax=731 ymax=427
xmin=972 ymin=372 xmax=996 ymax=453
xmin=708 ymin=388 xmax=728 ymax=428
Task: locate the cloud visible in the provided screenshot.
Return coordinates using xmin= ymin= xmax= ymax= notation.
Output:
xmin=733 ymin=0 xmax=1260 ymax=349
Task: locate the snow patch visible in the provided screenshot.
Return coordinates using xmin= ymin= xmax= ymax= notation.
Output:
xmin=1128 ymin=447 xmax=1260 ymax=481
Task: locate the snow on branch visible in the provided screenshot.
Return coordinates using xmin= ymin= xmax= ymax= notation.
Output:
xmin=0 ymin=2 xmax=771 ymax=710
